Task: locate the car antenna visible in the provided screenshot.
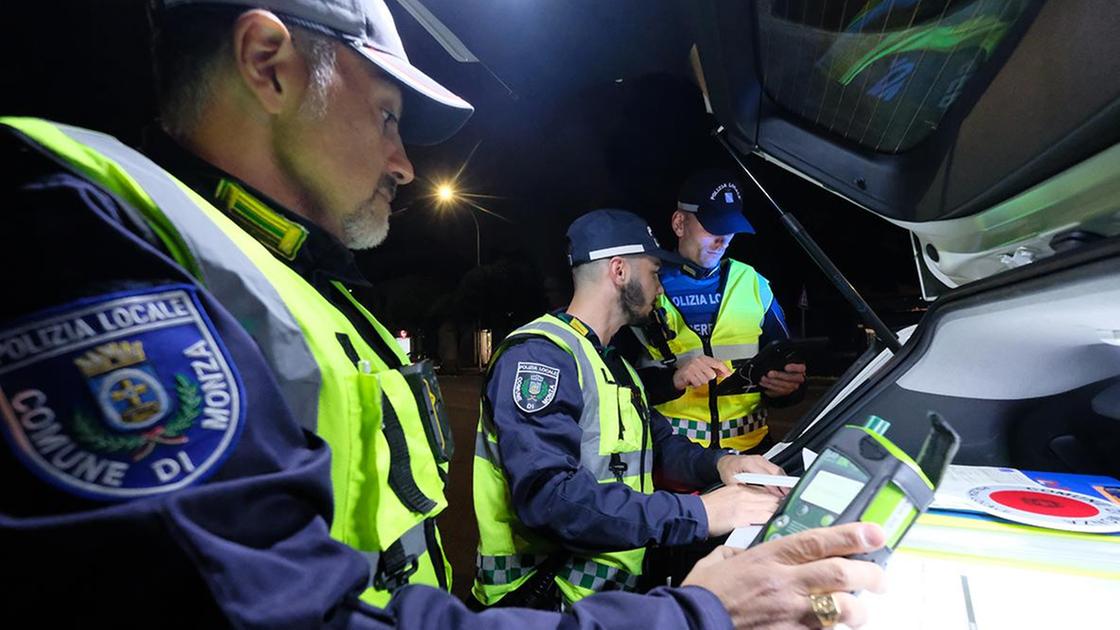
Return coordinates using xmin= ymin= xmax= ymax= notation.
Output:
xmin=713 ymin=127 xmax=902 ymax=353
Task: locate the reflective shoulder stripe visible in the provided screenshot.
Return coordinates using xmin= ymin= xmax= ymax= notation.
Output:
xmin=510 ymin=319 xmax=608 ymax=469
xmin=50 ymin=123 xmax=323 ymax=432
xmin=710 ymin=343 xmax=760 ymax=361
xmin=503 ymin=317 xmax=634 ymax=481
xmin=628 ymin=326 xmax=662 ymax=367
xmin=360 ymin=520 xmax=428 ymax=589
xmin=474 ymin=428 xmax=501 ymax=468
xmin=507 ymin=318 xmax=600 ymax=433
xmin=674 ymin=348 xmax=705 ymax=363
xmin=1 ymin=117 xmax=202 ymax=278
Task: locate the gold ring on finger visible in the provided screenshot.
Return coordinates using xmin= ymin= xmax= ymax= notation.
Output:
xmin=808 ymin=592 xmax=840 ymax=628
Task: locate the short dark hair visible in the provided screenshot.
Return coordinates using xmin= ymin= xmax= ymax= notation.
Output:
xmin=148 ymin=4 xmax=242 ymax=137
xmin=148 ymin=3 xmax=338 ymax=137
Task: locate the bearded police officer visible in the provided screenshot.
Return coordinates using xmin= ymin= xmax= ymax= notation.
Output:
xmin=630 ymin=170 xmax=807 ymax=456
xmin=472 ymin=209 xmax=798 ymax=610
xmin=2 ymin=1 xmax=885 ymax=626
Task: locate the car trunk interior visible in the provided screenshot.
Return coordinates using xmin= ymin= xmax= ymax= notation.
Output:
xmin=773 ymin=236 xmax=1120 ymax=478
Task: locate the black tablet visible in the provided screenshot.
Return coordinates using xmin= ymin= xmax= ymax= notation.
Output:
xmin=714 ymin=337 xmax=828 ymax=396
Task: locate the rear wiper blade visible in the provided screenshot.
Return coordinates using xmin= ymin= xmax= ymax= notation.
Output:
xmin=714 ymin=128 xmax=902 ymax=353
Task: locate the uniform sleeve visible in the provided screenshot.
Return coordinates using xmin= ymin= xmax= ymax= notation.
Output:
xmin=759 ymin=297 xmax=792 ymax=346
xmin=651 ymin=408 xmax=724 ymax=491
xmin=1 ymin=137 xmax=372 ymax=628
xmin=486 ymin=339 xmax=709 ymax=550
xmin=758 ymin=298 xmax=807 ymax=408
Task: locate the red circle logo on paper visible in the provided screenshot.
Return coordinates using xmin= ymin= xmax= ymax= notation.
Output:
xmin=989 ymin=490 xmax=1100 ymax=518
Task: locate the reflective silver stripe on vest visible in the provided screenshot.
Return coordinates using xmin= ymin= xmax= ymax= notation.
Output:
xmin=474 ymin=428 xmax=502 ymax=469
xmin=636 ymin=346 xmax=703 ymax=368
xmin=510 ymin=320 xmax=602 ymax=471
xmin=597 ymin=450 xmax=644 ymax=483
xmin=475 ymin=552 xmax=550 ymax=586
xmin=710 ymin=343 xmax=759 ymax=361
xmin=674 ymin=348 xmax=704 ymax=363
xmin=361 ymin=520 xmax=428 ymax=589
xmin=562 ymin=558 xmax=639 ymax=593
xmin=57 ymin=124 xmax=322 ymax=431
xmin=629 ymin=327 xmax=665 ymax=369
xmin=503 ymin=319 xmax=648 ymax=482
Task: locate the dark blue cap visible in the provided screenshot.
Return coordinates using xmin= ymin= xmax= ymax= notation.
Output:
xmin=567 ymin=209 xmax=690 ymax=267
xmin=677 ymin=169 xmax=755 ymax=235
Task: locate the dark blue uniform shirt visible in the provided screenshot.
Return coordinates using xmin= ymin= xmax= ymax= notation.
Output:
xmin=485 ymin=314 xmax=726 ymax=551
xmin=0 ymin=126 xmax=732 ymax=629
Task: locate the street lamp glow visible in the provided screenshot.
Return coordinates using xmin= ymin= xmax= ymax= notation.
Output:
xmin=437 ymin=184 xmax=455 ymax=202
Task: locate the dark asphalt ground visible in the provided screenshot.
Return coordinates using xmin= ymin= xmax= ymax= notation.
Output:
xmin=433 ymin=374 xmax=833 ymax=601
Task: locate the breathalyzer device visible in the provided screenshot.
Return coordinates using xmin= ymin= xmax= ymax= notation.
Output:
xmin=751 ymin=412 xmax=959 ymax=566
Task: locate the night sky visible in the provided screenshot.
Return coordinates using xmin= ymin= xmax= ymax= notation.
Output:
xmin=3 ymin=1 xmax=921 ymax=371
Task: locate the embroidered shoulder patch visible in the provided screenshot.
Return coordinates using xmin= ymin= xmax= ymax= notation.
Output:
xmin=512 ymin=362 xmax=560 ymax=413
xmin=0 ymin=286 xmax=244 ymax=501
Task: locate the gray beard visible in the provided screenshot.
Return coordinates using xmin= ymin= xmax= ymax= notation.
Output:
xmin=341 ymin=198 xmax=390 ymax=250
xmin=341 ymin=177 xmax=397 ymax=250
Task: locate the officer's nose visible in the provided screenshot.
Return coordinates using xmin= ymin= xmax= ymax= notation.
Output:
xmin=387 ymin=137 xmax=415 ymax=186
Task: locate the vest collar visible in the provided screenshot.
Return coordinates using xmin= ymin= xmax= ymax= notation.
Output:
xmin=143 ymin=128 xmax=370 ymax=289
xmin=551 ymin=311 xmax=609 ymax=352
xmin=668 ymin=257 xmax=726 ymax=280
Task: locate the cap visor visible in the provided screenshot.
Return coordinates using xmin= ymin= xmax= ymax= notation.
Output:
xmin=696 ymin=211 xmax=755 ymax=236
xmin=352 ymin=43 xmax=474 ymax=146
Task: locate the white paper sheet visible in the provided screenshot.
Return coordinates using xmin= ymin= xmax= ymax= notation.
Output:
xmin=841 ymin=550 xmax=1120 ymax=630
xmin=725 ymin=525 xmax=762 ymax=549
xmin=732 ymin=472 xmax=799 ymax=488
xmin=931 ymin=465 xmax=1037 ymax=512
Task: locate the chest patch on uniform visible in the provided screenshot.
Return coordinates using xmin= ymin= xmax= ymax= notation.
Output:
xmin=512 ymin=362 xmax=560 ymax=413
xmin=0 ymin=286 xmax=244 ymax=501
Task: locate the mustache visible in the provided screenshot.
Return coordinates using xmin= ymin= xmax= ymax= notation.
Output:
xmin=377 ymin=177 xmax=398 ymax=203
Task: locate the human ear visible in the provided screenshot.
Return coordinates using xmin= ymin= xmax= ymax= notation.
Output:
xmin=671 ymin=211 xmax=687 ymax=238
xmin=231 ymin=10 xmax=306 ymax=115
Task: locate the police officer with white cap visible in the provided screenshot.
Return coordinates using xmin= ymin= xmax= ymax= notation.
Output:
xmin=1 ymin=2 xmax=883 ymax=626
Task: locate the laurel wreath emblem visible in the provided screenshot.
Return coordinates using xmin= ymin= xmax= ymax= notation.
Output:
xmin=72 ymin=373 xmax=201 ymax=461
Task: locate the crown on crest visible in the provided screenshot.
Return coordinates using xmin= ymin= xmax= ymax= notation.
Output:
xmin=74 ymin=341 xmax=147 ymax=377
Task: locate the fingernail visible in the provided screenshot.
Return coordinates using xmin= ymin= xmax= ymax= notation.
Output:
xmin=861 ymin=523 xmax=885 ymax=547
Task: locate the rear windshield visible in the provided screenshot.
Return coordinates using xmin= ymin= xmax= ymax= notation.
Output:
xmin=757 ymin=0 xmax=1034 ymax=153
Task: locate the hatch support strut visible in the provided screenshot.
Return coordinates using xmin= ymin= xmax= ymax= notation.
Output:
xmin=714 ymin=129 xmax=902 ymax=353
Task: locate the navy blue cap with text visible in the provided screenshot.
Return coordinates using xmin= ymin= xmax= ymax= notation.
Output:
xmin=567 ymin=209 xmax=690 ymax=267
xmin=677 ymin=169 xmax=755 ymax=235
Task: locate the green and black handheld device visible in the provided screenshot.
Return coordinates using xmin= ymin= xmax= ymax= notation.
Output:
xmin=751 ymin=412 xmax=959 ymax=566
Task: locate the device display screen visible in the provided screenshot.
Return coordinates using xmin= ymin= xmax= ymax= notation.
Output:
xmin=763 ymin=448 xmax=870 ymax=540
xmin=800 ymin=470 xmax=865 ymax=514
